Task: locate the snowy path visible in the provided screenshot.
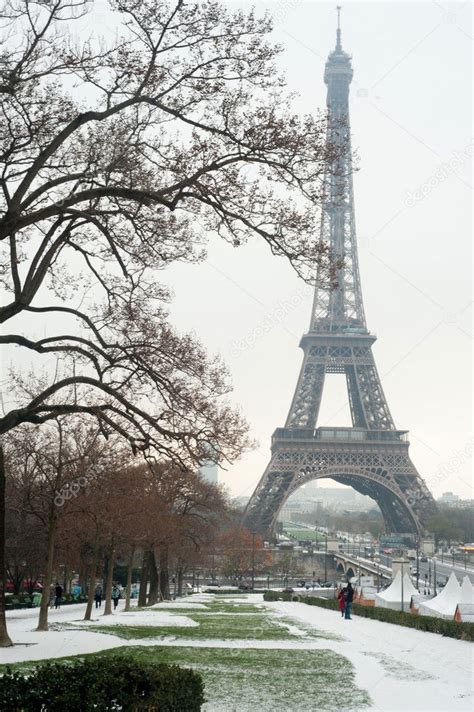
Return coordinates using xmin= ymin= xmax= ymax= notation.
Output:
xmin=1 ymin=595 xmax=472 ymax=711
xmin=268 ymin=600 xmax=473 ymax=712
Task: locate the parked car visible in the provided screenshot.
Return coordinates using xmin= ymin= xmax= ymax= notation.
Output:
xmin=420 ymin=556 xmax=428 ymax=562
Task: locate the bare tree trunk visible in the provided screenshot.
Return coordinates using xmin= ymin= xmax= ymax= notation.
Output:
xmin=62 ymin=565 xmax=68 ymax=595
xmin=124 ymin=547 xmax=134 ymax=612
xmin=159 ymin=545 xmax=171 ymax=601
xmin=103 ymin=540 xmax=115 ymax=616
xmin=84 ymin=533 xmax=100 ymax=621
xmin=0 ymin=446 xmax=13 ymax=646
xmin=36 ymin=508 xmax=57 ymax=631
xmin=147 ymin=550 xmax=159 ymax=606
xmin=177 ymin=567 xmax=184 ymax=597
xmin=138 ymin=551 xmax=148 ymax=607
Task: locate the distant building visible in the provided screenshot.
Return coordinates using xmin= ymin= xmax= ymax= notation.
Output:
xmin=438 ymin=491 xmax=460 ymax=504
xmin=287 ymin=486 xmax=373 ymax=512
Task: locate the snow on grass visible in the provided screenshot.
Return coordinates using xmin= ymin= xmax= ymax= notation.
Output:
xmin=267 ymin=600 xmax=474 ymax=711
xmin=71 ymin=611 xmax=199 ymax=628
xmin=2 ymin=593 xmax=472 ymax=711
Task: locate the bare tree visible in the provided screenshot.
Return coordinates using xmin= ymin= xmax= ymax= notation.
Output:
xmin=0 ymin=0 xmax=340 ymax=644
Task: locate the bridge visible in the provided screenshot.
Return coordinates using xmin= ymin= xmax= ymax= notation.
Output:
xmin=334 ymin=553 xmax=392 ymax=583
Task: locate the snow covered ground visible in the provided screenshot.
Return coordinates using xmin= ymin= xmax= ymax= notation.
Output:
xmin=269 ymin=600 xmax=473 ymax=712
xmin=1 ymin=594 xmax=472 ymax=711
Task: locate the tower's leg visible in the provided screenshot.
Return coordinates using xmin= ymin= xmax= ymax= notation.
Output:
xmin=346 ymin=360 xmax=394 ymax=430
xmin=285 ymin=361 xmax=326 ymax=428
xmin=242 ymin=459 xmax=295 ymax=535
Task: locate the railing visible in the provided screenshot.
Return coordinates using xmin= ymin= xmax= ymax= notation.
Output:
xmin=273 ymin=427 xmax=408 ymax=444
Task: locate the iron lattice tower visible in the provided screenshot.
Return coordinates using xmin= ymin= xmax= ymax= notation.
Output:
xmin=243 ymin=16 xmax=436 ymax=537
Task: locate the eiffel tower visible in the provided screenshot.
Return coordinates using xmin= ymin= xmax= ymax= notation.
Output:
xmin=243 ymin=13 xmax=436 ymax=537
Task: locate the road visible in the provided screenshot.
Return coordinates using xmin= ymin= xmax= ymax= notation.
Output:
xmin=346 ymin=553 xmax=474 ymax=586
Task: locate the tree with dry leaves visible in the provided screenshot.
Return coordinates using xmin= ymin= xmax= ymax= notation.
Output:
xmin=0 ymin=0 xmax=340 ymax=645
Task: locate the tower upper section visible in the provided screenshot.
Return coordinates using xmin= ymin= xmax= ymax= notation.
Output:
xmin=309 ymin=13 xmax=367 ymax=335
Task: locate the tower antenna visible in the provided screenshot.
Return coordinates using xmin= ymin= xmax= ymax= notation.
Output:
xmin=336 ymin=5 xmax=342 ymax=50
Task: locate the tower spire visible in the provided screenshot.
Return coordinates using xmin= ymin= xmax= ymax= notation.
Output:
xmin=336 ymin=5 xmax=342 ymax=50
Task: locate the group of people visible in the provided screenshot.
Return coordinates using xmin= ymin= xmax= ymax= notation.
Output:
xmin=49 ymin=583 xmax=63 ymax=609
xmin=94 ymin=583 xmax=121 ymax=609
xmin=337 ymin=581 xmax=354 ymax=619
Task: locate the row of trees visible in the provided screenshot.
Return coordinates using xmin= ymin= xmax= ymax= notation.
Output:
xmin=5 ymin=417 xmax=274 ymax=633
xmin=0 ymin=0 xmax=339 ymax=645
xmin=5 ymin=418 xmax=222 ymax=628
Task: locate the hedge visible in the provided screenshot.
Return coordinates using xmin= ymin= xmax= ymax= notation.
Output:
xmin=202 ymin=588 xmax=267 ymax=595
xmin=0 ymin=656 xmax=205 ymax=711
xmin=263 ymin=591 xmax=474 ymax=641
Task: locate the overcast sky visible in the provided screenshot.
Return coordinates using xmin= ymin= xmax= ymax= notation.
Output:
xmin=3 ymin=1 xmax=472 ymax=505
xmin=162 ymin=0 xmax=472 ymax=501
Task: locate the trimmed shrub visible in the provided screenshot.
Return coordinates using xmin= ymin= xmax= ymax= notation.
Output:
xmin=263 ymin=591 xmax=290 ymax=602
xmin=263 ymin=591 xmax=474 ymax=641
xmin=203 ymin=588 xmax=267 ymax=595
xmin=0 ymin=656 xmax=205 ymax=711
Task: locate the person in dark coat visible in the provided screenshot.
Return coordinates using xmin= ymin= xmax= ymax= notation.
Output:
xmin=94 ymin=584 xmax=103 ymax=609
xmin=54 ymin=582 xmax=63 ymax=609
xmin=111 ymin=584 xmax=120 ymax=610
xmin=343 ymin=582 xmax=354 ymax=619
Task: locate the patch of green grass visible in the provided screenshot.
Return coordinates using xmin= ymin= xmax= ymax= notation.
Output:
xmin=1 ymin=646 xmax=371 ymax=711
xmin=79 ymin=613 xmax=298 ymax=641
xmin=68 ymin=596 xmax=338 ymax=642
xmin=283 ymin=527 xmax=324 ymax=543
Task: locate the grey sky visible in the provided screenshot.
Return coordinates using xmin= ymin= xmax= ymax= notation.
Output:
xmin=163 ymin=1 xmax=472 ymax=500
xmin=2 ymin=1 xmax=472 ymax=504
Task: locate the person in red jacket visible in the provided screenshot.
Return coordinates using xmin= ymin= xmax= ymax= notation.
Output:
xmin=337 ymin=587 xmax=346 ymax=617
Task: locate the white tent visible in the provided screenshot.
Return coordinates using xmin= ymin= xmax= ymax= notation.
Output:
xmin=374 ymin=570 xmax=418 ymax=610
xmin=459 ymin=576 xmax=474 ymax=605
xmin=454 ymin=603 xmax=474 ymax=623
xmin=418 ymin=572 xmax=461 ymax=619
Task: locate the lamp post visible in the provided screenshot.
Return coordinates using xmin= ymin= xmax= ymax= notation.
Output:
xmin=415 ymin=539 xmax=420 ymax=590
xmin=433 ymin=557 xmax=437 ymax=596
xmin=251 ymin=531 xmax=256 ymax=591
xmin=324 ymin=532 xmax=328 ymax=583
xmin=400 ymin=560 xmax=404 ymax=613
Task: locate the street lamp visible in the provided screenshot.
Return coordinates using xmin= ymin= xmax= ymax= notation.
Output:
xmin=400 ymin=560 xmax=405 ymax=613
xmin=415 ymin=539 xmax=420 ymax=590
xmin=251 ymin=531 xmax=256 ymax=591
xmin=324 ymin=532 xmax=328 ymax=583
xmin=433 ymin=557 xmax=437 ymax=596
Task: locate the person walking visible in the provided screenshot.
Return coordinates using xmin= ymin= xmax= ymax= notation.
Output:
xmin=111 ymin=584 xmax=120 ymax=610
xmin=343 ymin=582 xmax=354 ymax=619
xmin=94 ymin=584 xmax=103 ymax=609
xmin=337 ymin=587 xmax=346 ymax=617
xmin=54 ymin=582 xmax=63 ymax=609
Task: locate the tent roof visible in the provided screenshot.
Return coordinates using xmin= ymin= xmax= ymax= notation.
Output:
xmin=376 ymin=570 xmax=418 ymax=602
xmin=420 ymin=572 xmax=461 ymax=616
xmin=459 ymin=576 xmax=474 ymax=605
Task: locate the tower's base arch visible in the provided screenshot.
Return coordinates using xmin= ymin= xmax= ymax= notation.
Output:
xmin=242 ymin=430 xmax=436 ymax=539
